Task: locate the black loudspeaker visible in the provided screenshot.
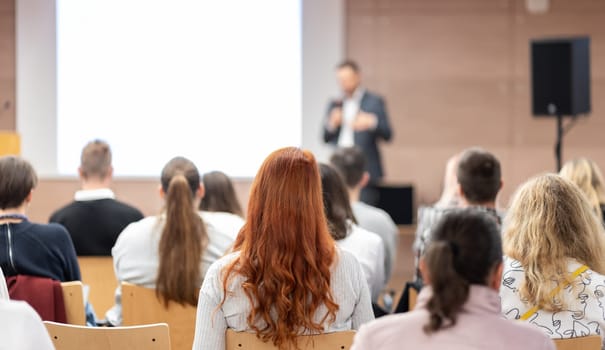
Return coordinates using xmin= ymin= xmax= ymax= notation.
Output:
xmin=531 ymin=37 xmax=590 ymax=116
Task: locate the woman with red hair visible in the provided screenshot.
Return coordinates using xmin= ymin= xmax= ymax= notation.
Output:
xmin=192 ymin=147 xmax=374 ymax=350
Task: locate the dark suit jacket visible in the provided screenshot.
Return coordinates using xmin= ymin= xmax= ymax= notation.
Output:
xmin=323 ymin=90 xmax=393 ymax=180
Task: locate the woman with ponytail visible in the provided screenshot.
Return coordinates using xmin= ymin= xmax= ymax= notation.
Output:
xmin=351 ymin=209 xmax=554 ymax=350
xmin=192 ymin=147 xmax=373 ymax=350
xmin=105 ymin=157 xmax=235 ymax=325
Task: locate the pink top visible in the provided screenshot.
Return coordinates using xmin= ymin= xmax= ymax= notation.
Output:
xmin=351 ymin=285 xmax=555 ymax=350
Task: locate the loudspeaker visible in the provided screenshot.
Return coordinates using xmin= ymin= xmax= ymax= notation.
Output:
xmin=531 ymin=36 xmax=590 ymax=116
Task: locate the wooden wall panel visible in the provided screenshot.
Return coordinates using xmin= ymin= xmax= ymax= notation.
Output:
xmin=27 ymin=178 xmax=252 ymax=224
xmin=0 ymin=0 xmax=15 ymax=130
xmin=346 ymin=0 xmax=605 ymax=206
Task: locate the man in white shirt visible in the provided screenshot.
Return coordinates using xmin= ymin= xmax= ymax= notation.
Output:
xmin=323 ymin=60 xmax=393 ymax=205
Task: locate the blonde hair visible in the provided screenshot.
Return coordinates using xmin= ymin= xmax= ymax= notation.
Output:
xmin=503 ymin=174 xmax=605 ymax=312
xmin=560 ymin=158 xmax=605 ymax=221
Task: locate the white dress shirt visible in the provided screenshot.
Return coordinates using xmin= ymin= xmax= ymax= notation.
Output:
xmin=74 ymin=188 xmax=116 ymax=201
xmin=338 ymin=88 xmax=365 ymax=147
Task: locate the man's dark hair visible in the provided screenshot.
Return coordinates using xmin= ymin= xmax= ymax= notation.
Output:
xmin=456 ymin=148 xmax=501 ymax=204
xmin=329 ymin=147 xmax=366 ymax=188
xmin=0 ymin=156 xmax=38 ymax=209
xmin=337 ymin=60 xmax=360 ymax=73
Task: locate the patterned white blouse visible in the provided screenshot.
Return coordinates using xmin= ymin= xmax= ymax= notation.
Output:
xmin=500 ymin=256 xmax=605 ymax=348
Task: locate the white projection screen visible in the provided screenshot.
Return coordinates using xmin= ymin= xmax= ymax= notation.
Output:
xmin=56 ymin=0 xmax=302 ymax=177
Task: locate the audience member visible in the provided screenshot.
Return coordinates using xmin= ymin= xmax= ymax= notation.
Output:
xmin=106 ymin=157 xmax=235 ymax=325
xmin=500 ymin=174 xmax=605 ymax=343
xmin=0 ymin=268 xmax=56 ymax=350
xmin=414 ymin=147 xmax=502 ymax=257
xmin=352 ymin=209 xmax=555 ymax=350
xmin=560 ymin=157 xmax=605 ymax=222
xmin=50 ymin=140 xmax=143 ymax=256
xmin=192 ymin=147 xmax=373 ymax=350
xmin=330 ymin=147 xmax=398 ymax=281
xmin=0 ymin=156 xmax=80 ymax=281
xmin=319 ymin=163 xmax=385 ymax=302
xmin=199 ymin=170 xmax=245 ymax=239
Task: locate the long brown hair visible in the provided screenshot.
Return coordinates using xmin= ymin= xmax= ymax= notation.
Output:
xmin=199 ymin=171 xmax=244 ymax=217
xmin=221 ymin=147 xmax=339 ymax=350
xmin=156 ymin=157 xmax=208 ymax=306
xmin=319 ymin=163 xmax=356 ymax=240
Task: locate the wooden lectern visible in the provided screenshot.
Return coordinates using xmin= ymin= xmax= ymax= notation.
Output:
xmin=0 ymin=131 xmax=20 ymax=155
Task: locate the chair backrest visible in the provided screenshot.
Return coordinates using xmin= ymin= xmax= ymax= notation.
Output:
xmin=61 ymin=281 xmax=86 ymax=325
xmin=121 ymin=282 xmax=197 ymax=350
xmin=77 ymin=256 xmax=117 ymax=316
xmin=408 ymin=288 xmax=418 ymax=311
xmin=554 ymin=336 xmax=601 ymax=350
xmin=225 ymin=330 xmax=356 ymax=350
xmin=44 ymin=321 xmax=170 ymax=350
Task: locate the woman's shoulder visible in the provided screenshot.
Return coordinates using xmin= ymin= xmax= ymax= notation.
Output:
xmin=205 ymin=252 xmax=240 ymax=277
xmin=118 ymin=216 xmax=159 ymax=237
xmin=332 ymin=248 xmax=364 ymax=275
xmin=352 ymin=311 xmax=426 ymax=348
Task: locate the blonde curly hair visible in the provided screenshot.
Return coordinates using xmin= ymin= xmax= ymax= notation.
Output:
xmin=503 ymin=174 xmax=605 ymax=311
xmin=560 ymin=158 xmax=605 ymax=221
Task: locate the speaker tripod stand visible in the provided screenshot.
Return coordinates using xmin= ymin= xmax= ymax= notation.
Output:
xmin=554 ymin=113 xmax=579 ymax=172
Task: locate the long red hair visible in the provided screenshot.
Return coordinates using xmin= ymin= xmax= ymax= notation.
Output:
xmin=221 ymin=147 xmax=339 ymax=349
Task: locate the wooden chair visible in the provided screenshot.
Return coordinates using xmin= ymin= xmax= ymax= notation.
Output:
xmin=44 ymin=321 xmax=170 ymax=350
xmin=408 ymin=287 xmax=418 ymax=311
xmin=225 ymin=330 xmax=356 ymax=350
xmin=554 ymin=335 xmax=601 ymax=350
xmin=77 ymin=256 xmax=117 ymax=316
xmin=61 ymin=281 xmax=86 ymax=325
xmin=121 ymin=282 xmax=197 ymax=350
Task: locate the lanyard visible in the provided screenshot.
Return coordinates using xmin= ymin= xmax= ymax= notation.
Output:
xmin=519 ymin=264 xmax=589 ymax=321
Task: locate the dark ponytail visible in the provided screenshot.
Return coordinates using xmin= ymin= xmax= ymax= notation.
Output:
xmin=156 ymin=157 xmax=208 ymax=306
xmin=423 ymin=241 xmax=469 ymax=333
xmin=422 ymin=208 xmax=502 ymax=334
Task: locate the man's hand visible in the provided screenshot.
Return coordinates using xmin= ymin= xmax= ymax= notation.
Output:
xmin=353 ymin=111 xmax=378 ymax=131
xmin=328 ymin=107 xmax=343 ymax=130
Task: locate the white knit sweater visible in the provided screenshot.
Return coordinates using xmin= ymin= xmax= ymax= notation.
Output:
xmin=192 ymin=249 xmax=375 ymax=350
